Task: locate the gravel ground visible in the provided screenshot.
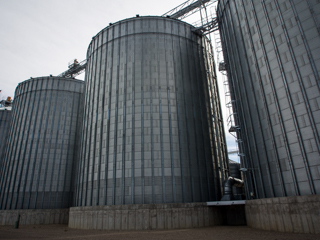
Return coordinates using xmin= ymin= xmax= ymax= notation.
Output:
xmin=0 ymin=225 xmax=318 ymax=240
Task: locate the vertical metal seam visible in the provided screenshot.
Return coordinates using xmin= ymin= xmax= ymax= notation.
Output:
xmin=305 ymin=0 xmax=320 ymax=35
xmin=0 ymin=90 xmax=21 ymax=207
xmin=61 ymin=85 xmax=77 ymax=208
xmin=171 ymin=25 xmax=185 ymax=202
xmin=77 ymin=55 xmax=91 ymax=206
xmin=76 ymin=59 xmax=89 ymax=206
xmin=91 ymin=34 xmax=102 ymax=206
xmin=0 ymin=87 xmax=21 ymax=207
xmin=84 ymin=39 xmax=98 ymax=206
xmin=242 ymin=1 xmax=290 ymax=196
xmin=261 ymin=0 xmax=315 ymax=194
xmin=2 ymin=82 xmax=31 ymax=209
xmin=112 ymin=24 xmax=122 ymax=205
xmin=179 ymin=25 xmax=194 ymax=202
xmin=84 ymin=45 xmax=96 ymax=206
xmin=89 ymin=35 xmax=101 ymax=206
xmin=25 ymin=80 xmax=47 ymax=208
xmin=0 ymin=91 xmax=21 ymax=209
xmin=245 ymin=0 xmax=298 ymax=196
xmin=159 ymin=28 xmax=165 ymax=203
xmin=121 ymin=25 xmax=128 ymax=204
xmin=33 ymin=79 xmax=54 ymax=208
xmin=285 ymin=0 xmax=320 ymax=150
xmin=47 ymin=80 xmax=65 ymax=208
xmin=104 ymin=27 xmax=114 ymax=205
xmin=289 ymin=0 xmax=320 ymax=92
xmin=130 ymin=26 xmax=136 ymax=204
xmin=39 ymin=79 xmax=59 ymax=208
xmin=54 ymin=87 xmax=70 ymax=207
xmin=140 ymin=19 xmax=145 ymax=204
xmin=0 ymin=108 xmax=10 ymax=174
xmin=165 ymin=32 xmax=176 ymax=203
xmin=97 ymin=31 xmax=107 ymax=206
xmin=275 ymin=0 xmax=320 ymax=161
xmin=159 ymin=83 xmax=165 ymax=202
xmin=13 ymin=80 xmax=40 ymax=209
xmin=80 ymin=46 xmax=95 ymax=206
xmin=112 ymin=49 xmax=120 ymax=205
xmin=150 ymin=26 xmax=155 ymax=204
xmin=236 ymin=0 xmax=283 ymax=197
xmin=157 ymin=22 xmax=166 ymax=202
xmin=74 ymin=70 xmax=86 ymax=206
xmin=71 ymin=83 xmax=84 ymax=207
xmin=96 ymin=32 xmax=105 ymax=206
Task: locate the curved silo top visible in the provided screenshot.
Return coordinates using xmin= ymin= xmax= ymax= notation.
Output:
xmin=86 ymin=16 xmax=200 ymax=58
xmin=0 ymin=76 xmax=84 ymax=210
xmin=14 ymin=76 xmax=84 ymax=97
xmin=74 ymin=16 xmax=228 ymax=206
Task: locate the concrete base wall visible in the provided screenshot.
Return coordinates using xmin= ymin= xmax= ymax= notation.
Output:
xmin=246 ymin=194 xmax=320 ymax=234
xmin=0 ymin=209 xmax=69 ymax=226
xmin=69 ymin=203 xmax=224 ymax=230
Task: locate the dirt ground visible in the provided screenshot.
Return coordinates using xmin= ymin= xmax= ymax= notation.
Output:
xmin=0 ymin=224 xmax=318 ymax=240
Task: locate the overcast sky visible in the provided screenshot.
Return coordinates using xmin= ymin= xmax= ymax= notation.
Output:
xmin=0 ymin=0 xmax=239 ymax=161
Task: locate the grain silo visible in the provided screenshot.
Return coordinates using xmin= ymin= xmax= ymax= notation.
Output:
xmin=0 ymin=77 xmax=84 ymax=210
xmin=73 ymin=16 xmax=228 ymax=206
xmin=217 ymin=0 xmax=320 ymax=199
xmin=0 ymin=108 xmax=12 ymax=172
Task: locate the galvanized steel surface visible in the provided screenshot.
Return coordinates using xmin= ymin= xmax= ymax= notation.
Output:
xmin=0 ymin=110 xmax=12 ymax=172
xmin=0 ymin=77 xmax=84 ymax=209
xmin=217 ymin=0 xmax=320 ymax=198
xmin=74 ymin=16 xmax=228 ymax=206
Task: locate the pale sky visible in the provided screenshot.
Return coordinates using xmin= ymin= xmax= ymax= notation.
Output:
xmin=0 ymin=0 xmax=238 ymax=161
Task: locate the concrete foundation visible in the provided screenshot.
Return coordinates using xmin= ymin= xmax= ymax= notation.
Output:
xmin=0 ymin=209 xmax=69 ymax=226
xmin=246 ymin=194 xmax=320 ymax=234
xmin=69 ymin=203 xmax=224 ymax=230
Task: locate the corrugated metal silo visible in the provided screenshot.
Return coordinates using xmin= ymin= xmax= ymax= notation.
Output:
xmin=0 ymin=109 xmax=12 ymax=171
xmin=217 ymin=0 xmax=320 ymax=198
xmin=0 ymin=77 xmax=84 ymax=209
xmin=74 ymin=16 xmax=228 ymax=206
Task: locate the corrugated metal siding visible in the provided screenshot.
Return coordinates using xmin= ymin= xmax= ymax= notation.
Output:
xmin=0 ymin=110 xmax=12 ymax=172
xmin=0 ymin=77 xmax=84 ymax=209
xmin=73 ymin=16 xmax=227 ymax=206
xmin=217 ymin=0 xmax=320 ymax=198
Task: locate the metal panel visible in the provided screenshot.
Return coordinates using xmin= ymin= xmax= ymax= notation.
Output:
xmin=217 ymin=0 xmax=320 ymax=198
xmin=0 ymin=77 xmax=84 ymax=209
xmin=0 ymin=110 xmax=12 ymax=172
xmin=74 ymin=16 xmax=227 ymax=206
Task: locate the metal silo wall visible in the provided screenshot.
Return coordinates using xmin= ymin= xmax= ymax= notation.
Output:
xmin=217 ymin=0 xmax=320 ymax=199
xmin=74 ymin=16 xmax=227 ymax=206
xmin=0 ymin=110 xmax=12 ymax=172
xmin=0 ymin=77 xmax=84 ymax=210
